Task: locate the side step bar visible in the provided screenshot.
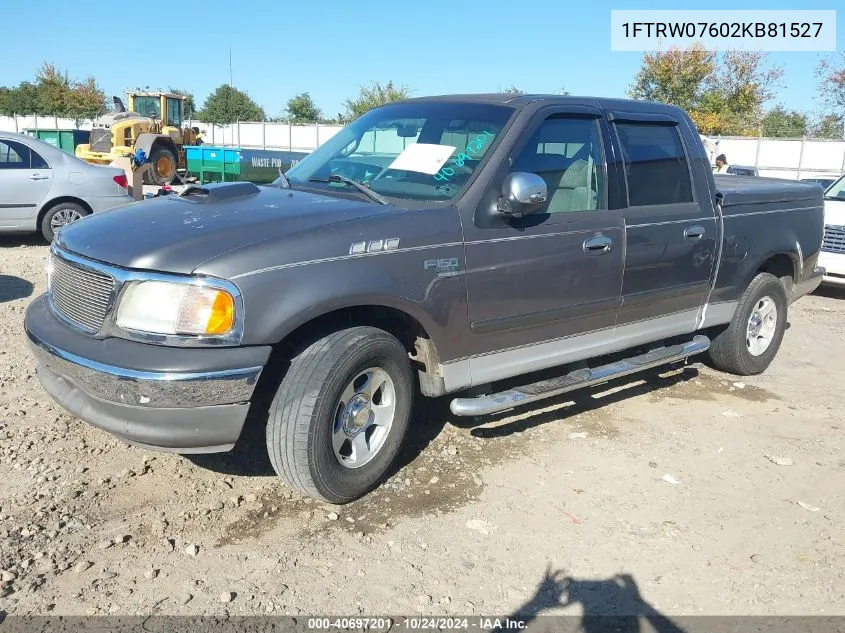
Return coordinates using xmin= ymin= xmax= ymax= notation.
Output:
xmin=450 ymin=334 xmax=710 ymax=417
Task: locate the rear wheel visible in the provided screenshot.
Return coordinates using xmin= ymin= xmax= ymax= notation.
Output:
xmin=266 ymin=326 xmax=414 ymax=503
xmin=707 ymin=272 xmax=788 ymax=375
xmin=145 ymin=145 xmax=177 ymax=185
xmin=40 ymin=202 xmax=89 ymax=242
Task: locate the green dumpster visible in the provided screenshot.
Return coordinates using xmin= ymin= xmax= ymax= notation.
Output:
xmin=184 ymin=146 xmax=241 ymax=183
xmin=25 ymin=129 xmax=89 ymax=154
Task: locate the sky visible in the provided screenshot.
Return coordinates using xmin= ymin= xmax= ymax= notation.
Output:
xmin=1 ymin=0 xmax=842 ymax=119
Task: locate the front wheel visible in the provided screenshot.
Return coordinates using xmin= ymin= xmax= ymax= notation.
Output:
xmin=706 ymin=272 xmax=788 ymax=375
xmin=266 ymin=327 xmax=414 ymax=503
xmin=145 ymin=145 xmax=177 ymax=185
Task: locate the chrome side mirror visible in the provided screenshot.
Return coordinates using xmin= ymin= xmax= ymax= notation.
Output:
xmin=498 ymin=172 xmax=547 ymax=217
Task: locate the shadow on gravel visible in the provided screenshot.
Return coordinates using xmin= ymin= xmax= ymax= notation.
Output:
xmin=0 ymin=274 xmax=34 ymax=303
xmin=184 ymin=357 xmax=289 ymax=478
xmin=813 ymin=284 xmax=845 ymax=300
xmin=0 ymin=234 xmax=45 ymax=247
xmin=501 ymin=565 xmax=685 ymax=633
xmin=458 ymin=365 xmax=700 ymax=439
xmin=186 ymin=364 xmax=701 ymax=480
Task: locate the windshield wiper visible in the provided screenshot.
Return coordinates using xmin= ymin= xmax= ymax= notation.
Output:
xmin=275 ymin=168 xmax=291 ymax=189
xmin=308 ymin=174 xmax=389 ymax=205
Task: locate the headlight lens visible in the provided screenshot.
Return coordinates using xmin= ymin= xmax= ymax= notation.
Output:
xmin=116 ymin=281 xmax=236 ymax=336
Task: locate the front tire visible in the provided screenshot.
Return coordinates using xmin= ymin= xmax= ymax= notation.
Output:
xmin=266 ymin=327 xmax=414 ymax=503
xmin=707 ymin=272 xmax=788 ymax=375
xmin=145 ymin=145 xmax=177 ymax=185
xmin=40 ymin=202 xmax=89 ymax=242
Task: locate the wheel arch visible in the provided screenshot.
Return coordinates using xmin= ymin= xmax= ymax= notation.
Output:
xmin=37 ymin=196 xmax=93 ymax=227
xmin=271 ymin=303 xmax=446 ymax=396
xmin=135 ymin=133 xmax=176 ymax=157
xmin=753 ymin=251 xmax=800 ymax=296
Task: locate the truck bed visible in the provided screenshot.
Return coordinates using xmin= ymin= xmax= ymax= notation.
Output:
xmin=715 ymin=174 xmax=823 ymax=207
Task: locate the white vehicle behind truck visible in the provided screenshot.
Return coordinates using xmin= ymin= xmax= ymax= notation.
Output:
xmin=820 ymin=175 xmax=845 ymax=287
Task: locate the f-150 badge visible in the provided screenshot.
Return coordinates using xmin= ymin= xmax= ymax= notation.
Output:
xmin=424 ymin=258 xmax=460 ymax=277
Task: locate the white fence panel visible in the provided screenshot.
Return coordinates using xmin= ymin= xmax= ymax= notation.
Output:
xmin=264 ymin=123 xmax=292 ymax=149
xmin=801 ymin=141 xmax=845 ymax=173
xmin=290 ymin=125 xmax=319 ymax=150
xmin=758 ymin=139 xmax=803 ymax=169
xmin=712 ymin=138 xmax=758 ymax=166
xmin=238 ymin=122 xmax=264 ymax=147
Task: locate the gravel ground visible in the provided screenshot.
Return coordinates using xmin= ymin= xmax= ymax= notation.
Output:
xmin=1 ymin=234 xmax=843 ymax=618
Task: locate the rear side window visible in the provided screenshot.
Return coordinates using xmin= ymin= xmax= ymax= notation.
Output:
xmin=615 ymin=123 xmax=693 ymax=206
xmin=0 ymin=140 xmax=31 ymax=169
xmin=30 ymin=148 xmax=49 ymax=169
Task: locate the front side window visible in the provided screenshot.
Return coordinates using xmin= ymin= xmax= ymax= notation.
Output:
xmin=615 ymin=123 xmax=693 ymax=206
xmin=512 ymin=115 xmax=605 ymax=214
xmin=166 ymin=98 xmax=182 ymax=127
xmin=285 ymin=102 xmax=514 ymax=202
xmin=0 ymin=140 xmax=31 ymax=169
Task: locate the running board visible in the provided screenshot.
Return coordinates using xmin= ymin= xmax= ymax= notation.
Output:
xmin=450 ymin=334 xmax=710 ymax=417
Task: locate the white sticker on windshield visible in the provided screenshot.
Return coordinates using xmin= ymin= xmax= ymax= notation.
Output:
xmin=388 ymin=143 xmax=456 ymax=175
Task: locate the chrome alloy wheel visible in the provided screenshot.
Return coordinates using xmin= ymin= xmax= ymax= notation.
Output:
xmin=746 ymin=296 xmax=778 ymax=357
xmin=332 ymin=367 xmax=396 ymax=469
xmin=50 ymin=208 xmax=84 ymax=231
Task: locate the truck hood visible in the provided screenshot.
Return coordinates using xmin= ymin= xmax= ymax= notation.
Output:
xmin=56 ymin=184 xmax=393 ymax=274
xmin=824 ymin=198 xmax=845 ymax=226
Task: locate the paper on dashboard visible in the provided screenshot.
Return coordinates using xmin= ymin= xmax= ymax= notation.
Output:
xmin=388 ymin=144 xmax=456 ymax=175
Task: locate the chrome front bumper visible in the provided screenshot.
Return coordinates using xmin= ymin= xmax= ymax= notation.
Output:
xmin=25 ymin=293 xmax=269 ymax=453
xmin=28 ymin=332 xmax=262 ymax=409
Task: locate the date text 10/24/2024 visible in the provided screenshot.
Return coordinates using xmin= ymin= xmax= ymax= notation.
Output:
xmin=306 ymin=617 xmax=528 ymax=631
xmin=433 ymin=130 xmax=496 ymax=192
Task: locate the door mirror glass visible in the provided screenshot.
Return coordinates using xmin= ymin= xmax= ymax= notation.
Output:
xmin=499 ymin=172 xmax=547 ymax=217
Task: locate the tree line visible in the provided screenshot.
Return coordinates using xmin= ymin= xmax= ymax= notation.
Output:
xmin=629 ymin=47 xmax=845 ymax=138
xmin=1 ymin=52 xmax=843 ymax=138
xmin=0 ymin=63 xmax=106 ymax=127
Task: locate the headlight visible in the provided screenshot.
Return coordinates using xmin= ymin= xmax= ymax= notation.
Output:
xmin=116 ymin=281 xmax=236 ymax=337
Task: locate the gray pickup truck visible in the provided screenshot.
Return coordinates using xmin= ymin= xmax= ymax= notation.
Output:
xmin=25 ymin=94 xmax=824 ymax=503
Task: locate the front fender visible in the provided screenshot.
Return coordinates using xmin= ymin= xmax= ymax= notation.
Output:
xmin=229 ymin=246 xmax=471 ymax=363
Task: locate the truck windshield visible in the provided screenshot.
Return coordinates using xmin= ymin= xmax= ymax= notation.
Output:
xmin=825 ymin=175 xmax=845 ymax=200
xmin=285 ymin=102 xmax=514 ymax=202
xmin=134 ymin=96 xmax=162 ymax=120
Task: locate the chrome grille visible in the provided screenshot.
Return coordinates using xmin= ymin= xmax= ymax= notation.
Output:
xmin=49 ymin=252 xmax=115 ymax=333
xmin=89 ymin=128 xmax=112 ymax=153
xmin=822 ymin=225 xmax=845 ymax=254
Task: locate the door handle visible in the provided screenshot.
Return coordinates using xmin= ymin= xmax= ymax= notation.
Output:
xmin=684 ymin=225 xmax=705 ymax=241
xmin=28 ymin=174 xmax=49 ymax=180
xmin=583 ymin=235 xmax=613 ymax=255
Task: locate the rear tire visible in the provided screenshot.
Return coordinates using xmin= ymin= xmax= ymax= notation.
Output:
xmin=266 ymin=326 xmax=414 ymax=503
xmin=145 ymin=145 xmax=177 ymax=186
xmin=706 ymin=272 xmax=788 ymax=375
xmin=40 ymin=202 xmax=89 ymax=242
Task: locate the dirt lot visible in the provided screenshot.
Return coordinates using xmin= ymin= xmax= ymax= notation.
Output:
xmin=1 ymin=235 xmax=843 ymax=619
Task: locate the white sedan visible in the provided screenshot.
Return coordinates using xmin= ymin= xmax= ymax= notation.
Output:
xmin=819 ymin=175 xmax=845 ymax=287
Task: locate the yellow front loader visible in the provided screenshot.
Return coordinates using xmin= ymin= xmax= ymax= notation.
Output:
xmin=75 ymin=92 xmax=202 ymax=185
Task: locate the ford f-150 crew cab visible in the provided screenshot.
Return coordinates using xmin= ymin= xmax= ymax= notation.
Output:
xmin=25 ymin=94 xmax=825 ymax=503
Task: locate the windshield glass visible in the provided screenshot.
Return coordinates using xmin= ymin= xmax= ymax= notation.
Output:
xmin=285 ymin=101 xmax=514 ymax=202
xmin=825 ymin=175 xmax=845 ymax=200
xmin=134 ymin=96 xmax=161 ymax=120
